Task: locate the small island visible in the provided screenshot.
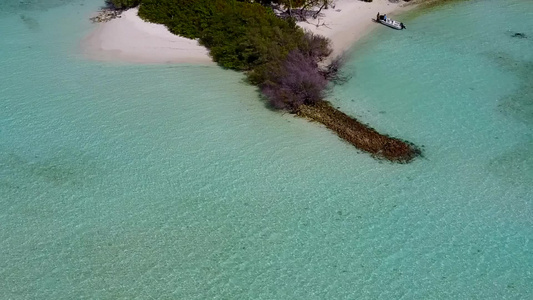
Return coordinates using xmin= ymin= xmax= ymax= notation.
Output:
xmin=90 ymin=0 xmax=422 ymax=163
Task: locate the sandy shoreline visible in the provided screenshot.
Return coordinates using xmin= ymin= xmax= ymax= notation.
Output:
xmin=297 ymin=0 xmax=414 ymax=59
xmin=81 ymin=0 xmax=416 ymax=65
xmin=81 ymin=8 xmax=214 ymax=65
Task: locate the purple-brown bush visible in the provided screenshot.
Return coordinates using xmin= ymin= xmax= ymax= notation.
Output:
xmin=262 ymin=50 xmax=328 ymax=111
xmin=299 ymin=31 xmax=332 ymax=62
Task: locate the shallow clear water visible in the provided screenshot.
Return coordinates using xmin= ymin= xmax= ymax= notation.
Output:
xmin=0 ymin=0 xmax=532 ymax=298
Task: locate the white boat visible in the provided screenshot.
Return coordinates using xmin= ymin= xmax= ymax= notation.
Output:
xmin=376 ymin=14 xmax=405 ymax=30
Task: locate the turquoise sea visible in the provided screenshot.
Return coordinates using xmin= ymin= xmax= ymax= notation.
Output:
xmin=0 ymin=0 xmax=531 ymax=298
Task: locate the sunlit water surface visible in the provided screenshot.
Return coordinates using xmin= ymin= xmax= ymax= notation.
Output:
xmin=0 ymin=0 xmax=531 ymax=298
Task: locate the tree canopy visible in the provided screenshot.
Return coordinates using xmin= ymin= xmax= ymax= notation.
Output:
xmin=106 ymin=0 xmax=141 ymax=9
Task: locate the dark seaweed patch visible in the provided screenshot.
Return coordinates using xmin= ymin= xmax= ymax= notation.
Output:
xmin=0 ymin=150 xmax=103 ymax=187
xmin=511 ymin=32 xmax=527 ymax=39
xmin=487 ymin=141 xmax=533 ymax=186
xmin=0 ymin=0 xmax=76 ymax=14
xmin=19 ymin=14 xmax=39 ymax=30
xmin=494 ymin=55 xmax=533 ymax=125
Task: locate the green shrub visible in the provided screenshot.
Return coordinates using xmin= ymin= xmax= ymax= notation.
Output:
xmin=107 ymin=0 xmax=141 ymax=9
xmin=138 ymin=0 xmax=307 ymax=70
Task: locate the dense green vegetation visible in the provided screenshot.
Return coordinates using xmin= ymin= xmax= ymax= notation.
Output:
xmin=141 ymin=0 xmax=300 ymax=70
xmin=140 ymin=1 xmax=325 ymax=67
xmin=107 ymin=0 xmax=141 ymax=9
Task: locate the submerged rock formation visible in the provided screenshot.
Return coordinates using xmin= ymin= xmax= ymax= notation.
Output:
xmin=297 ymin=101 xmax=422 ymax=163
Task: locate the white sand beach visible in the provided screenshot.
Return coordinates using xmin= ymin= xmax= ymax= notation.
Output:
xmin=297 ymin=0 xmax=414 ymax=58
xmin=81 ymin=0 xmax=415 ymax=64
xmin=81 ymin=8 xmax=214 ymax=64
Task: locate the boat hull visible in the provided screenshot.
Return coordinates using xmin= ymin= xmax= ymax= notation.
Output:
xmin=378 ymin=18 xmax=404 ymax=30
